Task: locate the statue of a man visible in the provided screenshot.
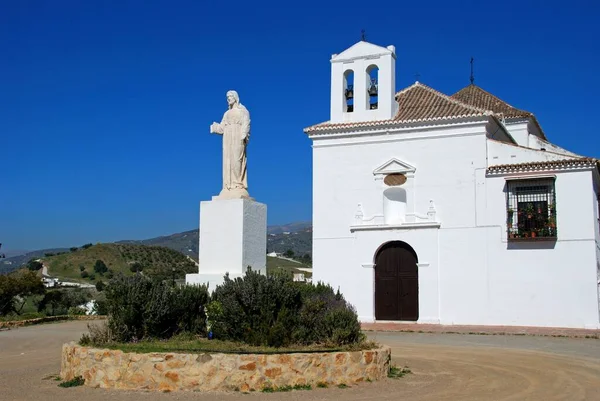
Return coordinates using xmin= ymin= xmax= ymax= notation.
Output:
xmin=210 ymin=90 xmax=251 ymax=200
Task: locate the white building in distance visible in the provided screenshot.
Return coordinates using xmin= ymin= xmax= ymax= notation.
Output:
xmin=305 ymin=40 xmax=600 ymax=330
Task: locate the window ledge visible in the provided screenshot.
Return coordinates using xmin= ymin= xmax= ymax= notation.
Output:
xmin=507 ymin=236 xmax=557 ymax=242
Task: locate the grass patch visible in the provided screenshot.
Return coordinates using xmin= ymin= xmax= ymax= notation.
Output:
xmin=316 ymin=382 xmax=328 ymax=388
xmin=261 ymin=383 xmax=312 ymax=393
xmin=41 ymin=373 xmax=61 ymax=381
xmin=337 ymin=383 xmax=348 ymax=389
xmin=91 ymin=335 xmax=378 ymax=355
xmin=58 ymin=376 xmax=85 ymax=388
xmin=293 ymin=384 xmax=312 ymax=390
xmin=388 ymin=364 xmax=412 ymax=379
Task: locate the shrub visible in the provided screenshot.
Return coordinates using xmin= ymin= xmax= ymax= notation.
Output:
xmin=68 ymin=306 xmax=87 ymax=316
xmin=104 ymin=274 xmax=209 ymax=342
xmin=293 ymin=282 xmax=364 ymax=345
xmin=208 ymin=270 xmax=301 ymax=347
xmin=80 ymin=321 xmax=113 ymax=345
xmin=208 ymin=270 xmax=364 ymax=347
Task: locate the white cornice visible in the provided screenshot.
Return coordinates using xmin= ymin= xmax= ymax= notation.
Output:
xmin=350 ymin=222 xmax=441 ymax=232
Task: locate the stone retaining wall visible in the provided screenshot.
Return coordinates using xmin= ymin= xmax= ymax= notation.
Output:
xmin=0 ymin=315 xmax=105 ymax=330
xmin=61 ymin=342 xmax=391 ymax=392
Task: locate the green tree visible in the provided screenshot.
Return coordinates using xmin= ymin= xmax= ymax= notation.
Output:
xmin=129 ymin=262 xmax=143 ymax=273
xmin=26 ymin=259 xmax=43 ymax=271
xmin=94 ymin=260 xmax=108 ymax=275
xmin=37 ymin=291 xmax=63 ymax=316
xmin=0 ymin=270 xmax=45 ymax=315
xmin=284 ymin=249 xmax=295 ymax=258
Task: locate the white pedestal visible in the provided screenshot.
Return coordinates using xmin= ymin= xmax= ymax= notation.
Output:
xmin=186 ymin=198 xmax=267 ymax=292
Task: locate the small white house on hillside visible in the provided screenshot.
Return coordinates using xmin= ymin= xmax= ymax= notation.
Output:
xmin=304 ymin=40 xmax=600 ymax=330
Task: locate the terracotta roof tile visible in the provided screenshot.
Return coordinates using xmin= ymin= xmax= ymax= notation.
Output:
xmin=394 ymin=82 xmax=490 ymax=121
xmin=451 ymin=84 xmax=532 ymax=118
xmin=304 ymin=82 xmax=490 ymax=133
xmin=487 ymin=158 xmax=599 ymax=174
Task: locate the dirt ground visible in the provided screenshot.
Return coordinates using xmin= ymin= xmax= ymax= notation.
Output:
xmin=1 ymin=321 xmax=599 ymax=401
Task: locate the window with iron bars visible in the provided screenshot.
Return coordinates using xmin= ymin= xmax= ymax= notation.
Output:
xmin=506 ymin=178 xmax=557 ymax=240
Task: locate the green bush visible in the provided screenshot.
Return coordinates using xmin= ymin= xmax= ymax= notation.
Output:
xmin=208 ymin=270 xmax=364 ymax=347
xmin=105 ymin=274 xmax=209 ymax=342
xmin=68 ymin=306 xmax=87 ymax=316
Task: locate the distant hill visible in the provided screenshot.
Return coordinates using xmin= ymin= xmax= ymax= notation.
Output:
xmin=267 ymin=221 xmax=312 ymax=235
xmin=0 ymin=248 xmax=70 ymax=274
xmin=1 ymin=221 xmax=313 ymax=275
xmin=117 ymin=229 xmax=199 ymax=260
xmin=46 ymin=243 xmax=197 ymax=284
xmin=118 ymin=222 xmax=313 ymax=261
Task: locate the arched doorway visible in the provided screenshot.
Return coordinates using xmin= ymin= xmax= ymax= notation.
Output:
xmin=374 ymin=241 xmax=419 ymax=321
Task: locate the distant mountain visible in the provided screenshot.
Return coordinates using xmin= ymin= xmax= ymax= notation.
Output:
xmin=118 ymin=222 xmax=313 ymax=260
xmin=0 ymin=248 xmax=70 ymax=274
xmin=267 ymin=221 xmax=312 ymax=235
xmin=1 ymin=221 xmax=313 ymax=275
xmin=1 ymin=249 xmax=29 ymax=259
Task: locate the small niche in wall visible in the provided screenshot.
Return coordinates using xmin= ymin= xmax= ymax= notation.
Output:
xmin=383 ymin=187 xmax=407 ymax=224
xmin=384 ymin=173 xmax=407 ymax=186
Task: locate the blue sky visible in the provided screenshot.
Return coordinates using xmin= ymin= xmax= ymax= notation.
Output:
xmin=1 ymin=0 xmax=599 ymax=251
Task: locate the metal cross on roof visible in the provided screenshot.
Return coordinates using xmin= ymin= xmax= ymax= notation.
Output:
xmin=361 ymin=29 xmax=366 ymax=41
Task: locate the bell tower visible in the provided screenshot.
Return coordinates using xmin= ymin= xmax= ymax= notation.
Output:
xmin=330 ymin=39 xmax=397 ymax=124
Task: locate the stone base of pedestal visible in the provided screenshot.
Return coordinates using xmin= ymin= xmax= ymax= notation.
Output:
xmin=185 ymin=198 xmax=267 ymax=291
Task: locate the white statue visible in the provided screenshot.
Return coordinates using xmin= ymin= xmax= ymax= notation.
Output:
xmin=210 ymin=90 xmax=251 ymax=199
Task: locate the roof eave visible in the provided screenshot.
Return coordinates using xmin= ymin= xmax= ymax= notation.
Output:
xmin=304 ymin=114 xmax=491 ymax=136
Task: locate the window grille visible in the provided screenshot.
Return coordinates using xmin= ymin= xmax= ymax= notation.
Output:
xmin=506 ymin=179 xmax=557 ymax=240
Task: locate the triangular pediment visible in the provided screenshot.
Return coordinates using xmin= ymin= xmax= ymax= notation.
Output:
xmin=373 ymin=158 xmax=416 ymax=175
xmin=332 ymin=41 xmax=394 ymax=62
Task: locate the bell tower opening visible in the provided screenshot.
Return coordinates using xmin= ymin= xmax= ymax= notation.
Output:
xmin=329 ymin=41 xmax=396 ymax=123
xmin=344 ymin=70 xmax=354 ymax=113
xmin=366 ymin=65 xmax=378 ymax=110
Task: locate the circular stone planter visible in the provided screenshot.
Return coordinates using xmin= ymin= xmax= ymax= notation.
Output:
xmin=60 ymin=342 xmax=391 ymax=392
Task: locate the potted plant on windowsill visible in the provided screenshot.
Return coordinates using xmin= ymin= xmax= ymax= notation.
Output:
xmin=507 ymin=208 xmax=514 ymax=228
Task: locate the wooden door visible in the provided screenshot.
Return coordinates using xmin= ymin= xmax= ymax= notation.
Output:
xmin=375 ymin=242 xmax=418 ymax=321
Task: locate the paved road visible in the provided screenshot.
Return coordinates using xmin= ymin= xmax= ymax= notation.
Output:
xmin=1 ymin=321 xmax=599 ymax=400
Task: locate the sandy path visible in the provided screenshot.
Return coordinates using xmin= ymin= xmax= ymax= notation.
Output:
xmin=0 ymin=321 xmax=599 ymax=400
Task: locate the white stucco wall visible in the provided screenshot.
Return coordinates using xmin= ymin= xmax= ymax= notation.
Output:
xmin=476 ymin=170 xmax=599 ymax=328
xmin=310 ymin=121 xmax=600 ymax=329
xmin=311 ymin=120 xmax=488 ymax=322
xmin=504 ymin=120 xmax=529 ymax=146
xmin=487 ymin=139 xmax=580 ymax=166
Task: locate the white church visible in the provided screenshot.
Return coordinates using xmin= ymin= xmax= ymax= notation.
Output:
xmin=304 ymin=40 xmax=600 ymax=329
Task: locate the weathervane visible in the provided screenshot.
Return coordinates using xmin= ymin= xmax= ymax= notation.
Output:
xmin=361 ymin=29 xmax=366 ymax=41
xmin=470 ymin=57 xmax=475 ymax=84
xmin=414 ymin=72 xmax=421 ymax=82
